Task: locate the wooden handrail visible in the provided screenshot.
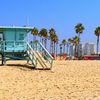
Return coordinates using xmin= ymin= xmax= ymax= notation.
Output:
xmin=30 ymin=41 xmax=54 ymax=69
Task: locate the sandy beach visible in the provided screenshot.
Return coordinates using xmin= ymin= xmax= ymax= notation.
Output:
xmin=0 ymin=60 xmax=100 ymax=100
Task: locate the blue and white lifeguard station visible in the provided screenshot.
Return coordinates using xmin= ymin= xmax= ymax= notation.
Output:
xmin=0 ymin=26 xmax=53 ymax=69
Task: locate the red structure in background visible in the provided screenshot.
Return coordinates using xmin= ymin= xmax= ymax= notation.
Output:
xmin=52 ymin=53 xmax=67 ymax=60
xmin=83 ymin=55 xmax=100 ymax=60
xmin=52 ymin=53 xmax=100 ymax=60
xmin=52 ymin=53 xmax=57 ymax=59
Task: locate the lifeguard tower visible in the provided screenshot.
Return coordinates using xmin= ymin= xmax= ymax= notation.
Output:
xmin=0 ymin=26 xmax=53 ymax=69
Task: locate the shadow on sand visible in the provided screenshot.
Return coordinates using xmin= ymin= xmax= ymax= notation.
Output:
xmin=0 ymin=63 xmax=51 ymax=71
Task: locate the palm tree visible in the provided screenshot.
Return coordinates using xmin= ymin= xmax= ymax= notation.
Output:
xmin=73 ymin=36 xmax=80 ymax=58
xmin=94 ymin=27 xmax=100 ymax=55
xmin=75 ymin=23 xmax=85 ymax=38
xmin=51 ymin=34 xmax=58 ymax=59
xmin=62 ymin=39 xmax=66 ymax=54
xmin=39 ymin=28 xmax=48 ymax=48
xmin=56 ymin=41 xmax=58 ymax=58
xmin=59 ymin=44 xmax=63 ymax=59
xmin=75 ymin=23 xmax=84 ymax=56
xmin=68 ymin=38 xmax=73 ymax=44
xmin=66 ymin=42 xmax=69 ymax=56
xmin=49 ymin=28 xmax=56 ymax=54
xmin=68 ymin=38 xmax=73 ymax=58
xmin=32 ymin=27 xmax=38 ymax=41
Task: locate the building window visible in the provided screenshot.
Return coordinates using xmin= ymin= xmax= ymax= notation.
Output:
xmin=19 ymin=34 xmax=24 ymax=40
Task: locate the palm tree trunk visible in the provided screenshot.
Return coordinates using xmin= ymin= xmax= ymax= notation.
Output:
xmin=51 ymin=41 xmax=52 ymax=54
xmin=64 ymin=45 xmax=65 ymax=54
xmin=97 ymin=36 xmax=99 ymax=55
xmin=68 ymin=44 xmax=71 ymax=58
xmin=34 ymin=35 xmax=36 ymax=41
xmin=66 ymin=44 xmax=69 ymax=56
xmin=78 ymin=33 xmax=80 ymax=57
xmin=50 ymin=40 xmax=52 ymax=54
xmin=54 ymin=42 xmax=55 ymax=54
xmin=78 ymin=33 xmax=80 ymax=40
xmin=40 ymin=36 xmax=41 ymax=42
xmin=42 ymin=37 xmax=44 ymax=45
xmin=44 ymin=38 xmax=47 ymax=48
xmin=54 ymin=42 xmax=56 ymax=59
xmin=52 ymin=41 xmax=54 ymax=54
xmin=60 ymin=45 xmax=62 ymax=60
xmin=55 ymin=42 xmax=57 ymax=59
xmin=33 ymin=35 xmax=34 ymax=41
xmin=39 ymin=36 xmax=42 ymax=52
xmin=56 ymin=43 xmax=58 ymax=56
xmin=74 ymin=45 xmax=77 ymax=59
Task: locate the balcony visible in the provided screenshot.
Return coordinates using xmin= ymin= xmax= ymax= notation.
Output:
xmin=0 ymin=41 xmax=27 ymax=53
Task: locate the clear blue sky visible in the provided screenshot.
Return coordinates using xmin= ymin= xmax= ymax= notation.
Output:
xmin=0 ymin=0 xmax=100 ymax=45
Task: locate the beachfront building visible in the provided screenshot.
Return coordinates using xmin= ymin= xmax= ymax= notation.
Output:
xmin=69 ymin=42 xmax=96 ymax=56
xmin=89 ymin=43 xmax=96 ymax=54
xmin=82 ymin=43 xmax=95 ymax=55
xmin=0 ymin=26 xmax=53 ymax=69
xmin=69 ymin=45 xmax=75 ymax=57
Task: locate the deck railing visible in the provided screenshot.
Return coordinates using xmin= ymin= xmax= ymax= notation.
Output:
xmin=0 ymin=41 xmax=27 ymax=52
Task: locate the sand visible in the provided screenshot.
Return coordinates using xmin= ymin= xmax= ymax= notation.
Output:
xmin=0 ymin=60 xmax=100 ymax=100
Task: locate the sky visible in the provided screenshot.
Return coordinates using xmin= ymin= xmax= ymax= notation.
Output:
xmin=0 ymin=0 xmax=100 ymax=47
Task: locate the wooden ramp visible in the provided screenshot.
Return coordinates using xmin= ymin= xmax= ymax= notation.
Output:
xmin=26 ymin=42 xmax=54 ymax=70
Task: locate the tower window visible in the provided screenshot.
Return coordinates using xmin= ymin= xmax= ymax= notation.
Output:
xmin=19 ymin=34 xmax=24 ymax=40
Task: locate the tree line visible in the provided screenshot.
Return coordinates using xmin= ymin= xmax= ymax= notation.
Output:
xmin=31 ymin=23 xmax=100 ymax=59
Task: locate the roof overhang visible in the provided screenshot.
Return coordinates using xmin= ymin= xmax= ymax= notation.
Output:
xmin=0 ymin=26 xmax=33 ymax=32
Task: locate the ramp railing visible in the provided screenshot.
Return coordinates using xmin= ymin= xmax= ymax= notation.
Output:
xmin=26 ymin=42 xmax=37 ymax=68
xmin=30 ymin=41 xmax=54 ymax=69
